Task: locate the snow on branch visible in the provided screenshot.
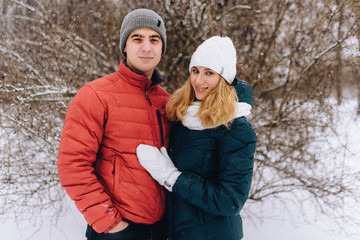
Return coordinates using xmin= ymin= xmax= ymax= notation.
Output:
xmin=0 ymin=44 xmax=50 ymax=86
xmin=9 ymin=0 xmax=44 ymax=18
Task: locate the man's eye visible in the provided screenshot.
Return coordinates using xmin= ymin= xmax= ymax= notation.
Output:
xmin=151 ymin=39 xmax=159 ymax=42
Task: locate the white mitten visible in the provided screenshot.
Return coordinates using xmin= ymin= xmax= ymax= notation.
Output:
xmin=136 ymin=144 xmax=181 ymax=192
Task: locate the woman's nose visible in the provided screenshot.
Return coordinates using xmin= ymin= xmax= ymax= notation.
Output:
xmin=194 ymin=73 xmax=204 ymax=84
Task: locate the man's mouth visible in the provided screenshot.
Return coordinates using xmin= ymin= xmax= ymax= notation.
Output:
xmin=139 ymin=56 xmax=153 ymax=60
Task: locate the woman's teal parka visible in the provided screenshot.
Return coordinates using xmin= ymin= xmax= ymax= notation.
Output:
xmin=167 ymin=79 xmax=257 ymax=240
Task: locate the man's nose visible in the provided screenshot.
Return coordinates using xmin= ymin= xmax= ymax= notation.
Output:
xmin=141 ymin=40 xmax=151 ymax=52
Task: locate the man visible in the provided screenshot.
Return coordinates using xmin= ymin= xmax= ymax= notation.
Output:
xmin=57 ymin=9 xmax=171 ymax=240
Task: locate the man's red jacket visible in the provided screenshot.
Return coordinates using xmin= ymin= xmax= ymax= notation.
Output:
xmin=58 ymin=60 xmax=171 ymax=233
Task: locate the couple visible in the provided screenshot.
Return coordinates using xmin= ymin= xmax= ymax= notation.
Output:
xmin=58 ymin=8 xmax=256 ymax=240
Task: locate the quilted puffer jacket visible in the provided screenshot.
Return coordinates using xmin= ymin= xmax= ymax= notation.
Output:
xmin=58 ymin=60 xmax=171 ymax=233
xmin=167 ymin=79 xmax=257 ymax=240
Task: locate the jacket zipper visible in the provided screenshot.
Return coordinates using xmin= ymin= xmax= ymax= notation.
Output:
xmin=145 ymin=90 xmax=165 ymax=146
xmin=156 ymin=110 xmax=165 ymax=146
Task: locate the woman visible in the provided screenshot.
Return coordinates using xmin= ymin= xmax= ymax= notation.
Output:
xmin=137 ymin=36 xmax=257 ymax=240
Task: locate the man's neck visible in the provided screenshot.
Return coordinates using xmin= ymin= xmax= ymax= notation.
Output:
xmin=123 ymin=59 xmax=153 ymax=80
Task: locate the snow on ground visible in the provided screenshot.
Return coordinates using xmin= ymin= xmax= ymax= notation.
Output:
xmin=1 ymin=196 xmax=86 ymax=240
xmin=2 ymin=99 xmax=360 ymax=240
xmin=244 ymin=99 xmax=360 ymax=240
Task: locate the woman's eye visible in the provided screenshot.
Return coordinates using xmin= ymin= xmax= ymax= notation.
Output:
xmin=206 ymin=71 xmax=214 ymax=75
xmin=192 ymin=69 xmax=199 ymax=74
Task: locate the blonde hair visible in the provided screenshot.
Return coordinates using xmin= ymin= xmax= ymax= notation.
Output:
xmin=166 ymin=76 xmax=238 ymax=128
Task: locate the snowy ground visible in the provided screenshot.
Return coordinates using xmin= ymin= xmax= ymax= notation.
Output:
xmin=2 ymin=99 xmax=360 ymax=240
xmin=2 ymin=196 xmax=360 ymax=240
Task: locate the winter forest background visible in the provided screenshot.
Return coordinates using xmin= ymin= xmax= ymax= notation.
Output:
xmin=1 ymin=0 xmax=360 ymax=239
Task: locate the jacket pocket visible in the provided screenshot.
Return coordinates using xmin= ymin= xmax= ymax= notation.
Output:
xmin=113 ymin=156 xmax=122 ymax=201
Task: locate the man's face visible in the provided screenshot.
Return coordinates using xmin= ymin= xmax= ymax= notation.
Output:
xmin=124 ymin=28 xmax=162 ymax=79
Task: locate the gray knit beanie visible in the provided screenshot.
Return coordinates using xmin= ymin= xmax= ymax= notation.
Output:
xmin=120 ymin=9 xmax=166 ymax=57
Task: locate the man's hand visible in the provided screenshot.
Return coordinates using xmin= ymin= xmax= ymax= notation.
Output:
xmin=136 ymin=144 xmax=181 ymax=191
xmin=108 ymin=220 xmax=129 ymax=233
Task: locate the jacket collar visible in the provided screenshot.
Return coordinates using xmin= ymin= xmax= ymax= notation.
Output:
xmin=117 ymin=59 xmax=165 ymax=90
xmin=182 ymin=101 xmax=252 ymax=130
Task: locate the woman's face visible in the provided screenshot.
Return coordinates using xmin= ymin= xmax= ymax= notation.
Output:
xmin=190 ymin=66 xmax=221 ymax=100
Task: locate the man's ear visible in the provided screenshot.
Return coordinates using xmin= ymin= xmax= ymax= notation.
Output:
xmin=123 ymin=45 xmax=127 ymax=57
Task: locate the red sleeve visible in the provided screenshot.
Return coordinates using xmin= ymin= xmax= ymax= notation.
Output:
xmin=57 ymin=85 xmax=122 ymax=233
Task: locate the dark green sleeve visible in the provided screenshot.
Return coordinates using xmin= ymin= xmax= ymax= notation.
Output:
xmin=173 ymin=119 xmax=257 ymax=216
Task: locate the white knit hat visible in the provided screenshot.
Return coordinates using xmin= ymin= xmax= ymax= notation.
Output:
xmin=189 ymin=36 xmax=237 ymax=85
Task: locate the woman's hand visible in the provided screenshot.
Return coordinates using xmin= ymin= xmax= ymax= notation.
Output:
xmin=108 ymin=220 xmax=129 ymax=233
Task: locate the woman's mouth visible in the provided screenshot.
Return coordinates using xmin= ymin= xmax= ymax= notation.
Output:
xmin=195 ymin=87 xmax=207 ymax=92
